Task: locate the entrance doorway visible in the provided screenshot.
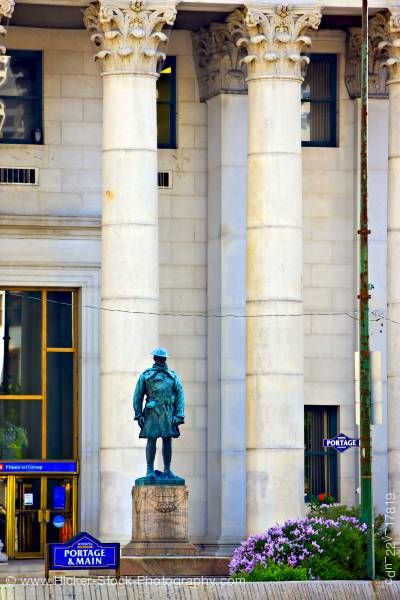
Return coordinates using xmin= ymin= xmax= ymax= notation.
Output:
xmin=0 ymin=475 xmax=77 ymax=558
xmin=0 ymin=288 xmax=79 ymax=558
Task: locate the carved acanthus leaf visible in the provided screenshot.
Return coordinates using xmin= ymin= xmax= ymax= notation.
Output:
xmin=0 ymin=0 xmax=14 ymax=55
xmin=226 ymin=5 xmax=321 ymax=81
xmin=192 ymin=22 xmax=247 ymax=101
xmin=377 ymin=8 xmax=400 ymax=84
xmin=83 ymin=1 xmax=177 ymax=75
xmin=345 ymin=14 xmax=390 ymax=99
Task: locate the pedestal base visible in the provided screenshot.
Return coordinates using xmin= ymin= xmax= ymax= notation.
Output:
xmin=120 ymin=556 xmax=230 ymax=576
xmin=123 ymin=484 xmax=199 ymax=557
xmin=122 ymin=541 xmax=199 ymax=557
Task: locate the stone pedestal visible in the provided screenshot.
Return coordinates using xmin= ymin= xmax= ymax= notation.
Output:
xmin=122 ymin=486 xmax=199 ymax=556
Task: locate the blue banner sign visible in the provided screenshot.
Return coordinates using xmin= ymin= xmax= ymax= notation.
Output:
xmin=48 ymin=532 xmax=120 ymax=570
xmin=53 ymin=486 xmax=67 ymax=510
xmin=0 ymin=461 xmax=78 ymax=474
xmin=323 ymin=432 xmax=360 ymax=453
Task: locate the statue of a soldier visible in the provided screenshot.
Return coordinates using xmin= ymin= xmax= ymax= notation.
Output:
xmin=133 ymin=348 xmax=185 ymax=481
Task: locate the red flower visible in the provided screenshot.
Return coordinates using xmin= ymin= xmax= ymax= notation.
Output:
xmin=318 ymin=493 xmax=325 ymax=501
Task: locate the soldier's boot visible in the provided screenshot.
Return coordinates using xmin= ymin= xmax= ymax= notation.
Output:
xmin=162 ymin=437 xmax=176 ymax=478
xmin=146 ymin=438 xmax=157 ymax=479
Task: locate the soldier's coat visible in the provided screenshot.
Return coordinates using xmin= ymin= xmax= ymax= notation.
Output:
xmin=133 ymin=363 xmax=185 ymax=438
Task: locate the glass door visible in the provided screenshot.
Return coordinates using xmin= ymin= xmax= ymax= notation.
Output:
xmin=0 ymin=477 xmax=7 ymax=556
xmin=10 ymin=475 xmax=77 ymax=558
xmin=45 ymin=477 xmax=76 ymax=545
xmin=14 ymin=476 xmax=43 ymax=557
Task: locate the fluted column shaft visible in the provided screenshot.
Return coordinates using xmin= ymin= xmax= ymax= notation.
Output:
xmin=84 ymin=0 xmax=176 ymax=541
xmin=228 ymin=5 xmax=321 ymax=535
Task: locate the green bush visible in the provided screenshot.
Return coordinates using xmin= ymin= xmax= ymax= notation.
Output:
xmin=233 ymin=561 xmax=308 ymax=582
xmin=309 ymin=503 xmax=400 ymax=579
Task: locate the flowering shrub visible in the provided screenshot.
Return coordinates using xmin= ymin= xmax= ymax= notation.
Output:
xmin=229 ymin=515 xmax=368 ymax=580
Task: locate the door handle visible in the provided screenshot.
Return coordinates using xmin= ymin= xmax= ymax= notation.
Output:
xmin=45 ymin=510 xmax=51 ymax=523
xmin=38 ymin=509 xmax=44 ymax=523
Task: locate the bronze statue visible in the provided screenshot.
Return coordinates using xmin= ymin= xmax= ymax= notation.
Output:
xmin=133 ymin=348 xmax=185 ymax=483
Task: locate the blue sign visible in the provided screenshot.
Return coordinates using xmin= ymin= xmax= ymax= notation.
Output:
xmin=0 ymin=461 xmax=78 ymax=474
xmin=52 ymin=515 xmax=65 ymax=529
xmin=53 ymin=486 xmax=66 ymax=510
xmin=323 ymin=432 xmax=360 ymax=453
xmin=48 ymin=531 xmax=120 ymax=570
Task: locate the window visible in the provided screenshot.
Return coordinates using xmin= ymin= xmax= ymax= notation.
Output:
xmin=304 ymin=406 xmax=338 ymax=502
xmin=0 ymin=289 xmax=77 ymax=460
xmin=0 ymin=50 xmax=43 ymax=144
xmin=157 ymin=56 xmax=176 ymax=149
xmin=301 ymin=54 xmax=337 ymax=147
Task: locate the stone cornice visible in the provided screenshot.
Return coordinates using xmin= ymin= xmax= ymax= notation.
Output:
xmin=83 ymin=0 xmax=177 ymax=76
xmin=226 ymin=4 xmax=321 ymax=82
xmin=192 ymin=22 xmax=247 ymax=102
xmin=345 ymin=14 xmax=390 ymax=99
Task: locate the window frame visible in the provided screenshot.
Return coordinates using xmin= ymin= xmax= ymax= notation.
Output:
xmin=301 ymin=53 xmax=337 ymax=148
xmin=0 ymin=287 xmax=78 ymax=460
xmin=157 ymin=56 xmax=177 ymax=149
xmin=0 ymin=49 xmax=43 ymax=145
xmin=304 ymin=405 xmax=339 ymax=502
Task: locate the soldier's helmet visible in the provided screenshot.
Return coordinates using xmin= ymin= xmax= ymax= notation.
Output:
xmin=151 ymin=347 xmax=169 ymax=358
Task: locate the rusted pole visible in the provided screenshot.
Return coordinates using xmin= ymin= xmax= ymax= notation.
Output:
xmin=359 ymin=0 xmax=375 ymax=579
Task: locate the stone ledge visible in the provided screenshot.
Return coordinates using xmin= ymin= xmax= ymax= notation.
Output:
xmin=1 ymin=581 xmax=400 ymax=598
xmin=120 ymin=556 xmax=230 ymax=576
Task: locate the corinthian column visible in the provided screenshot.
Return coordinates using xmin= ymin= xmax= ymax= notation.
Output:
xmin=228 ymin=4 xmax=321 ymax=535
xmin=380 ymin=7 xmax=400 ymax=543
xmin=84 ymin=0 xmax=176 ymax=542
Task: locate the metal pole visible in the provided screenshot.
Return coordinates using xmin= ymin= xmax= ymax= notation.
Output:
xmin=359 ymin=0 xmax=375 ymax=579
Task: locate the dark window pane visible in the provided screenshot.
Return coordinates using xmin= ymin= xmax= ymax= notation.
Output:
xmin=0 ymin=291 xmax=42 ymax=395
xmin=301 ymin=101 xmax=311 ymax=142
xmin=301 ymin=56 xmax=336 ymax=147
xmin=47 ymin=353 xmax=74 ymax=459
xmin=0 ymin=400 xmax=42 ymax=459
xmin=156 ymin=57 xmax=175 ymax=149
xmin=47 ymin=292 xmax=73 ymax=348
xmin=303 ymin=59 xmax=331 ymax=100
xmin=304 ymin=406 xmax=338 ymax=501
xmin=0 ymin=54 xmax=40 ymax=97
xmin=309 ymin=103 xmax=332 ymax=144
xmin=157 ymin=103 xmax=172 ymax=146
xmin=157 ymin=72 xmax=172 ymax=102
xmin=0 ymin=98 xmax=40 ymax=142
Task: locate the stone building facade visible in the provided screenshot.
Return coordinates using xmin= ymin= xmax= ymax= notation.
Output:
xmin=0 ymin=0 xmax=399 ymax=557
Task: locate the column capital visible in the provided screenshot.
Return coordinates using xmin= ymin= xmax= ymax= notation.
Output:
xmin=345 ymin=14 xmax=390 ymax=99
xmin=83 ymin=0 xmax=177 ymax=77
xmin=226 ymin=4 xmax=321 ymax=82
xmin=0 ymin=0 xmax=14 ymax=20
xmin=0 ymin=0 xmax=15 ymax=55
xmin=192 ymin=22 xmax=247 ymax=102
xmin=378 ymin=7 xmax=400 ymax=85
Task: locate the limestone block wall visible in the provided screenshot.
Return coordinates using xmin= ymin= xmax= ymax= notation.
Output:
xmin=158 ymin=30 xmax=208 ymax=541
xmin=0 ymin=27 xmax=102 ymax=218
xmin=303 ymin=32 xmax=357 ymax=507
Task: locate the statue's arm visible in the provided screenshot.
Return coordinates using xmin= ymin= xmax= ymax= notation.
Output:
xmin=133 ymin=374 xmax=146 ymax=420
xmin=173 ymin=376 xmax=185 ymax=424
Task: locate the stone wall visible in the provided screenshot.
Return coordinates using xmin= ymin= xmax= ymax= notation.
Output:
xmin=158 ymin=30 xmax=208 ymax=541
xmin=303 ymin=31 xmax=357 ymax=507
